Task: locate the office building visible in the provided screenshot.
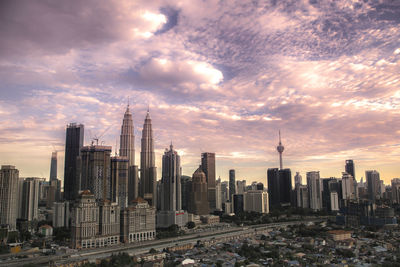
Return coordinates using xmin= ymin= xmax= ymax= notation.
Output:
xmin=157 ymin=144 xmax=187 ymax=228
xmin=111 ymin=156 xmax=129 ymax=208
xmin=139 ymin=111 xmax=157 ymax=207
xmin=50 ymin=151 xmax=57 ymax=181
xmin=119 ymin=104 xmax=139 ymax=202
xmin=53 ymin=202 xmax=70 ymax=228
xmin=181 ymin=175 xmax=192 ymax=211
xmin=330 ymin=192 xmax=339 ymax=211
xmin=20 ymin=178 xmax=40 ymax=221
xmin=294 ymin=172 xmax=302 ymax=186
xmin=267 ymin=168 xmax=280 ymax=208
xmin=244 ymin=191 xmax=269 ymax=214
xmin=64 ymin=123 xmax=84 ymax=201
xmin=120 ymin=197 xmax=156 ymax=243
xmin=236 ymin=180 xmax=246 ymax=194
xmin=342 ymin=172 xmax=356 ymax=200
xmin=391 ymin=178 xmax=400 ymax=204
xmin=295 ymin=185 xmax=309 ymax=209
xmin=279 ymin=168 xmax=292 ymax=205
xmin=233 ymin=194 xmax=244 ymax=215
xmin=229 ymin=169 xmax=236 ymax=201
xmin=307 ymin=171 xmax=322 ymax=211
xmin=80 ymin=145 xmax=112 ymax=201
xmin=345 ymin=160 xmax=355 ymax=181
xmin=98 ymin=201 xmax=120 ymax=246
xmin=215 ymin=178 xmax=222 ymax=211
xmin=366 ymin=170 xmax=380 ymax=203
xmin=189 ymin=167 xmax=209 ymax=215
xmin=221 ymin=181 xmax=229 ymax=203
xmin=201 ymin=152 xmax=216 ymax=211
xmin=322 ymin=178 xmax=341 ymax=211
xmin=0 ymin=165 xmax=19 ymax=230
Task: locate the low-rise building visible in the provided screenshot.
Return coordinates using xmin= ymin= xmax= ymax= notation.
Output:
xmin=328 ymin=230 xmax=352 ymax=241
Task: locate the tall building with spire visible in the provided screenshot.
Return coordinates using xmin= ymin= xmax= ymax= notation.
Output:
xmin=139 ymin=110 xmax=157 ymax=207
xmin=119 ymin=104 xmax=139 ymax=202
xmin=277 ymin=130 xmax=284 ymax=170
xmin=50 ymin=151 xmax=57 ymax=181
xmin=160 ymin=143 xmax=181 ymax=211
xmin=119 ymin=104 xmax=135 ymax=166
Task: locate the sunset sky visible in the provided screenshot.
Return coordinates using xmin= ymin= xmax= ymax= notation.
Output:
xmin=0 ymin=0 xmax=399 ymax=185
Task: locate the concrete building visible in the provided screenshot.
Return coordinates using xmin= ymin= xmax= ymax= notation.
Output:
xmin=244 ymin=190 xmax=269 ymax=213
xmin=119 ymin=105 xmax=139 ymax=203
xmin=221 ymin=181 xmax=229 ymax=204
xmin=366 ymin=170 xmax=380 ymax=203
xmin=279 ymin=169 xmax=292 ymax=206
xmin=236 ymin=180 xmax=246 ymax=194
xmin=189 ymin=167 xmax=209 ymax=215
xmin=53 ymin=202 xmax=70 ymax=228
xmin=120 ymin=197 xmax=156 ymax=243
xmin=98 ymin=201 xmax=120 ymax=246
xmin=342 ymin=172 xmax=356 ymax=200
xmin=111 ymin=156 xmax=129 ymax=208
xmin=139 ymin=111 xmax=157 ymax=207
xmin=322 ymin=178 xmax=341 ymax=211
xmin=267 ymin=168 xmax=280 ymax=208
xmin=391 ymin=178 xmax=400 ymax=204
xmin=233 ymin=194 xmax=244 ymax=215
xmin=229 ymin=169 xmax=236 ymax=201
xmin=330 ymin=192 xmax=339 ymax=211
xmin=20 ymin=177 xmax=40 ymax=221
xmin=50 ymin=151 xmax=58 ymax=181
xmin=294 ymin=172 xmax=302 ymax=186
xmin=295 ymin=185 xmax=309 ymax=209
xmin=307 ymin=171 xmax=322 ymax=211
xmin=80 ymin=145 xmax=112 ymax=201
xmin=215 ymin=178 xmax=222 ymax=211
xmin=157 ymin=144 xmax=187 ymax=228
xmin=201 ymin=152 xmax=216 ymax=212
xmin=71 ymin=191 xmax=99 ymax=249
xmin=345 ymin=160 xmax=355 ymax=181
xmin=64 ymin=123 xmax=84 ymax=201
xmin=0 ymin=165 xmax=19 ymax=230
xmin=181 ymin=175 xmax=192 ymax=211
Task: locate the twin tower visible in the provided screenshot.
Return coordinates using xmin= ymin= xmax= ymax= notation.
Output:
xmin=120 ymin=105 xmax=156 ymax=207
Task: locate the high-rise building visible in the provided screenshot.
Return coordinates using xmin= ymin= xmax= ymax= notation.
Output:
xmin=256 ymin=183 xmax=264 ymax=191
xmin=391 ymin=178 xmax=400 ymax=204
xmin=120 ymin=197 xmax=156 ymax=243
xmin=229 ymin=169 xmax=236 ymax=201
xmin=53 ymin=202 xmax=70 ymax=228
xmin=307 ymin=171 xmax=322 ymax=211
xmin=80 ymin=145 xmax=112 ymax=201
xmin=160 ymin=144 xmax=181 ymax=211
xmin=189 ymin=167 xmax=209 ymax=215
xmin=215 ymin=178 xmax=222 ymax=211
xmin=294 ymin=172 xmax=302 ymax=186
xmin=201 ymin=152 xmax=216 ymax=212
xmin=345 ymin=160 xmax=355 ymax=181
xmin=322 ymin=178 xmax=340 ymax=211
xmin=236 ymin=180 xmax=246 ymax=194
xmin=181 ymin=175 xmax=192 ymax=211
xmin=71 ymin=191 xmax=99 ymax=249
xmin=366 ymin=170 xmax=380 ymax=203
xmin=0 ymin=165 xmax=19 ymax=230
xmin=111 ymin=156 xmax=129 ymax=208
xmin=98 ymin=201 xmax=120 ymax=246
xmin=233 ymin=194 xmax=244 ymax=215
xmin=244 ymin=191 xmax=269 ymax=214
xmin=50 ymin=151 xmax=57 ymax=181
xmin=267 ymin=168 xmax=280 ymax=208
xmin=20 ymin=178 xmax=40 ymax=221
xmin=279 ymin=169 xmax=292 ymax=205
xmin=64 ymin=123 xmax=84 ymax=201
xmin=157 ymin=144 xmax=187 ymax=228
xmin=119 ymin=104 xmax=135 ymax=167
xmin=139 ymin=111 xmax=157 ymax=207
xmin=342 ymin=172 xmax=356 ymax=200
xmin=221 ymin=181 xmax=229 ymax=204
xmin=295 ymin=185 xmax=309 ymax=209
xmin=119 ymin=105 xmax=139 ymax=202
xmin=276 ymin=130 xmax=284 ymax=170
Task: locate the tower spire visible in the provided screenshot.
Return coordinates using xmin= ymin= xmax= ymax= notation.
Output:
xmin=276 ymin=130 xmax=285 ymax=170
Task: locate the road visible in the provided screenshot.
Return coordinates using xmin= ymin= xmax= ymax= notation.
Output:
xmin=0 ymin=218 xmax=325 ymax=267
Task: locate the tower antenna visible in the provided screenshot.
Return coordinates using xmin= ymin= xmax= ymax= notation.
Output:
xmin=277 ymin=130 xmax=285 ymax=170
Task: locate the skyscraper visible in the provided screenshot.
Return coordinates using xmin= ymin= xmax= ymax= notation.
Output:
xmin=64 ymin=123 xmax=84 ymax=200
xmin=229 ymin=169 xmax=236 ymax=202
xmin=160 ymin=144 xmax=181 ymax=212
xmin=0 ymin=165 xmax=19 ymax=230
xmin=294 ymin=172 xmax=302 ymax=186
xmin=119 ymin=105 xmax=139 ymax=202
xmin=345 ymin=160 xmax=355 ymax=180
xmin=276 ymin=130 xmax=284 ymax=170
xmin=307 ymin=171 xmax=322 ymax=211
xmin=20 ymin=177 xmax=40 ymax=221
xmin=267 ymin=168 xmax=280 ymax=208
xmin=189 ymin=167 xmax=209 ymax=215
xmin=111 ymin=156 xmax=129 ymax=208
xmin=366 ymin=170 xmax=380 ymax=203
xmin=50 ymin=151 xmax=57 ymax=181
xmin=119 ymin=104 xmax=135 ymax=166
xmin=140 ymin=111 xmax=157 ymax=207
xmin=201 ymin=152 xmax=216 ymax=211
xmin=279 ymin=169 xmax=292 ymax=205
xmin=80 ymin=145 xmax=112 ymax=201
xmin=215 ymin=178 xmax=222 ymax=211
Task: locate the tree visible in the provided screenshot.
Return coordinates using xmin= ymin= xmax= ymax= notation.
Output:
xmin=186 ymin=221 xmax=195 ymax=229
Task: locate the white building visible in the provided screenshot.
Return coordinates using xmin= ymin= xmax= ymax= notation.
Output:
xmin=20 ymin=177 xmax=40 ymax=221
xmin=330 ymin=192 xmax=339 ymax=211
xmin=53 ymin=202 xmax=70 ymax=228
xmin=307 ymin=171 xmax=322 ymax=211
xmin=244 ymin=190 xmax=269 ymax=214
xmin=342 ymin=172 xmax=356 ymax=200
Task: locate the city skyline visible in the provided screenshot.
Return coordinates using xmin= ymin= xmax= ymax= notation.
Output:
xmin=1 ymin=1 xmax=400 ymax=183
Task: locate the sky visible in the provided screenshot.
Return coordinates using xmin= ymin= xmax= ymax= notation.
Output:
xmin=0 ymin=0 xmax=400 ymax=185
